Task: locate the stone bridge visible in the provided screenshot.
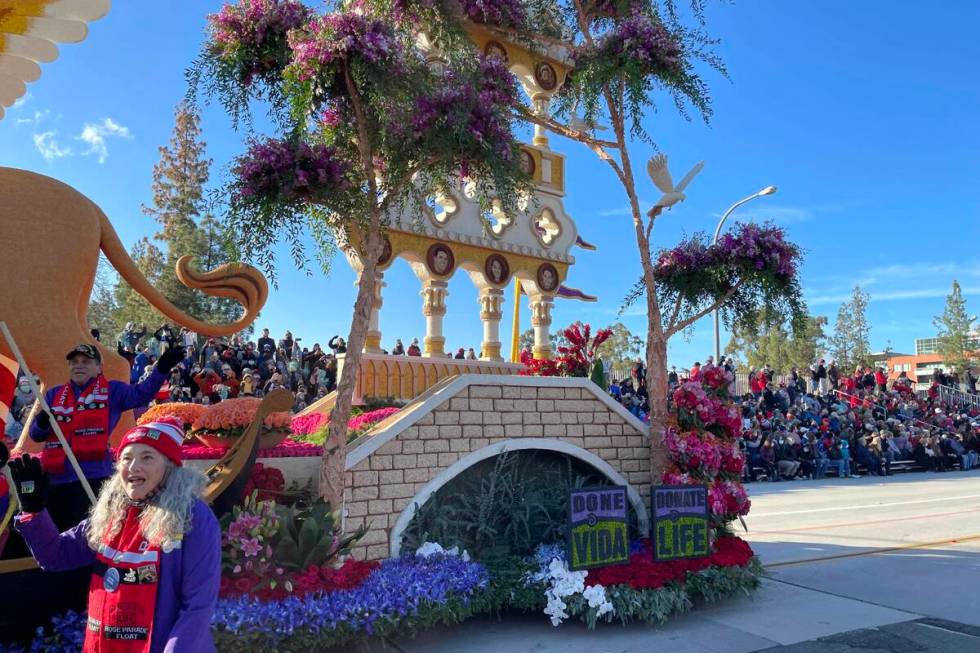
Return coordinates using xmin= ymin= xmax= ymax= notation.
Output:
xmin=342 ymin=374 xmax=651 ymax=561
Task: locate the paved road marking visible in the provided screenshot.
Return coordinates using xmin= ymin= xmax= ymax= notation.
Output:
xmin=749 ymin=493 xmax=980 ymax=518
xmin=750 ymin=507 xmax=980 ymax=535
xmin=764 ymin=533 xmax=980 ymax=569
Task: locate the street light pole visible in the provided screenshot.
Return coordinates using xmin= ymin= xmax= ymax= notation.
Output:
xmin=712 ymin=186 xmax=777 ymax=362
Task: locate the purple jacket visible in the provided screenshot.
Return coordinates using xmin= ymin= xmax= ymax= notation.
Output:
xmin=30 ymin=369 xmax=166 ymax=485
xmin=16 ymin=499 xmax=220 ymax=653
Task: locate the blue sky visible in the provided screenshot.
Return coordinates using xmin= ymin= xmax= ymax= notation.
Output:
xmin=3 ymin=1 xmax=979 ymax=366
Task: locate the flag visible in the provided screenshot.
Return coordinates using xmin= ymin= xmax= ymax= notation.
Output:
xmin=0 ymin=353 xmax=17 ymax=429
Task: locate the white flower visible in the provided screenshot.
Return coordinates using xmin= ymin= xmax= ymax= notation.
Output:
xmin=582 ymin=583 xmax=614 ymax=617
xmin=415 ymin=542 xmax=446 ymax=558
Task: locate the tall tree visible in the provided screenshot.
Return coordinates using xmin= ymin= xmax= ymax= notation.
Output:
xmin=933 ymin=280 xmax=977 ymax=374
xmin=193 ymin=0 xmax=530 ymax=506
xmin=829 ymin=285 xmax=871 ymax=371
xmin=726 ymin=315 xmax=826 ymax=373
xmin=139 ymin=102 xmax=241 ymax=329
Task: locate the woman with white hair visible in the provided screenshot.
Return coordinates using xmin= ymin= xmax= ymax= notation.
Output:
xmin=9 ymin=418 xmax=220 ymax=652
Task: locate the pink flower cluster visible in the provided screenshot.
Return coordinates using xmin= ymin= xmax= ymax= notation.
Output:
xmin=233 ymin=137 xmax=350 ymax=204
xmin=290 ymin=412 xmax=328 ymax=436
xmin=708 ymin=480 xmax=751 ymax=518
xmin=207 ymin=0 xmax=311 ymax=85
xmin=596 ymin=12 xmax=682 ymax=76
xmin=663 ymin=429 xmax=722 ymax=475
xmin=287 ymin=12 xmax=400 ymax=83
xmin=347 ymin=407 xmax=401 ymax=432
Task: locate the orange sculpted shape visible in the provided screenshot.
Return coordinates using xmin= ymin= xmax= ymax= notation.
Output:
xmin=0 ymin=167 xmax=269 ymax=448
xmin=191 ymin=397 xmax=291 ymax=433
xmin=137 ymin=403 xmax=207 ymax=429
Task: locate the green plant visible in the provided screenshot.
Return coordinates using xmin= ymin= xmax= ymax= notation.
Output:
xmin=590 ymin=359 xmax=608 ymax=391
xmin=400 ymin=450 xmax=638 ymax=561
xmin=273 ymin=500 xmax=367 ymax=571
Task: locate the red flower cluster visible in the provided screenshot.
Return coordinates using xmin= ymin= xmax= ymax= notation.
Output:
xmin=219 ymin=558 xmax=379 ymax=601
xmin=586 ymin=536 xmax=754 ymax=590
xmin=241 ymin=462 xmax=285 ymax=503
xmin=520 ymin=322 xmax=611 ymax=378
xmin=701 ymin=365 xmax=731 ymax=392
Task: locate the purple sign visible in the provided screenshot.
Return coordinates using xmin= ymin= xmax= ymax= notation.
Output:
xmin=653 ymin=485 xmax=707 ymax=519
xmin=567 ymin=486 xmax=630 ymax=570
xmin=569 ymin=487 xmax=627 ymax=523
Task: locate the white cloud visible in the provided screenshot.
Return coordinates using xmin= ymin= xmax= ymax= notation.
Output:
xmin=598 ymin=199 xmax=653 ymax=218
xmin=16 ymin=109 xmax=51 ymax=127
xmin=32 ymin=131 xmax=72 ymax=161
xmin=807 ymin=286 xmax=980 ymax=306
xmin=78 ymin=118 xmax=132 ymax=163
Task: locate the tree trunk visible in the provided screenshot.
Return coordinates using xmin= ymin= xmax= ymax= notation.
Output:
xmin=318 ymin=229 xmax=383 ymax=509
xmin=646 ymin=334 xmax=670 ymax=484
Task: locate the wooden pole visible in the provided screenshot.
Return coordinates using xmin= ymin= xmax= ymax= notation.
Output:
xmin=0 ymin=321 xmax=97 ymax=505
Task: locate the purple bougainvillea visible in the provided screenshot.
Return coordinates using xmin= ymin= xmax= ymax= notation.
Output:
xmin=232 ymin=138 xmax=351 ymax=204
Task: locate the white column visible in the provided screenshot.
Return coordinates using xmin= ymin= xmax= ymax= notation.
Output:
xmin=363 ymin=272 xmax=385 ymax=354
xmin=478 ymin=288 xmax=504 ymax=361
xmin=533 ymin=95 xmax=550 ymax=148
xmin=529 ymin=293 xmax=554 ymax=360
xmin=421 ymin=279 xmax=448 ymax=357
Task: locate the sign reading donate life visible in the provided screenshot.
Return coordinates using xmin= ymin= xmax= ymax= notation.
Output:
xmin=568 ymin=486 xmax=630 ymax=571
xmin=652 ymin=485 xmax=709 ymax=561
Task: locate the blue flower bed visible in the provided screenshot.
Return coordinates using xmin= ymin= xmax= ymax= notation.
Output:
xmin=213 ymin=553 xmax=489 ymax=649
xmin=2 ymin=554 xmax=489 ymax=652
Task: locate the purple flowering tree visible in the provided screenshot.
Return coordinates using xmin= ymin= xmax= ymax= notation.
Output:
xmin=191 ymin=0 xmax=530 ymax=506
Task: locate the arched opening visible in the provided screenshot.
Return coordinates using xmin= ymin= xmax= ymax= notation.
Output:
xmin=391 ymin=438 xmax=649 ymax=558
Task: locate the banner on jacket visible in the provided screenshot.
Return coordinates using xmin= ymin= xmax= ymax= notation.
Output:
xmin=652 ymin=485 xmax=709 ymax=561
xmin=567 ymin=486 xmax=629 ymax=571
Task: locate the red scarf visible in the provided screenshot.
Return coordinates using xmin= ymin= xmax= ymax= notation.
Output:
xmin=42 ymin=375 xmax=111 ymax=475
xmin=85 ymin=504 xmax=161 ymax=653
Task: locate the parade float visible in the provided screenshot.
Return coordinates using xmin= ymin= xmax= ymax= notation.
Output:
xmin=0 ymin=0 xmax=809 ymax=650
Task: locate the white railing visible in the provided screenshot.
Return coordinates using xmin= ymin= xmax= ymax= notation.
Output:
xmin=937 ymin=384 xmax=980 ymax=412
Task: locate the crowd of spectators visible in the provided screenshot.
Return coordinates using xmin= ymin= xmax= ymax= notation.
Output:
xmin=112 ymin=323 xmax=352 ymax=412
xmin=607 ymin=356 xmax=980 ymax=482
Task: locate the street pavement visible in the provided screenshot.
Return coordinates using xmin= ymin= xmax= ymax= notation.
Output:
xmin=349 ymin=470 xmax=980 ymax=653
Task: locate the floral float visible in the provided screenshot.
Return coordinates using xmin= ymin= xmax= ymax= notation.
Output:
xmin=663 ymin=365 xmax=751 ymax=526
xmin=190 ymin=397 xmax=292 ymax=450
xmin=521 ymin=323 xmax=612 ymax=378
xmin=136 ymin=402 xmax=206 ymax=432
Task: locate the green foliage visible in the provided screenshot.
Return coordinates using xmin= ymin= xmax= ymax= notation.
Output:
xmin=726 ymin=314 xmax=827 ymax=374
xmin=829 ymin=285 xmax=872 ymax=371
xmin=595 ymin=322 xmax=644 ymax=378
xmin=933 ymin=280 xmax=978 ymax=375
xmin=86 ymin=255 xmax=122 ymax=342
xmin=112 ymin=238 xmax=168 ymax=334
xmin=273 ymin=500 xmax=367 ymax=570
xmin=590 ymin=358 xmax=608 ymax=390
xmin=400 ymin=450 xmax=636 ymax=561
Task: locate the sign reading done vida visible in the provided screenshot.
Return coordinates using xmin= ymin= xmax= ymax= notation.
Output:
xmin=567 ymin=486 xmax=630 ymax=571
xmin=652 ymin=485 xmax=710 ymax=561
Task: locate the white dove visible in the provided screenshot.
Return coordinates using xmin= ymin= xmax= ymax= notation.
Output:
xmin=646 ymin=154 xmax=705 ymax=216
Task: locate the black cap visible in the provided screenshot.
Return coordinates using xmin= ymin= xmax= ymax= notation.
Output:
xmin=66 ymin=344 xmax=101 ymax=362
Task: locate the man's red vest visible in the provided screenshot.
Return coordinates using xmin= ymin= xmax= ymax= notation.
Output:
xmin=85 ymin=504 xmax=161 ymax=653
xmin=42 ymin=375 xmax=111 ymax=475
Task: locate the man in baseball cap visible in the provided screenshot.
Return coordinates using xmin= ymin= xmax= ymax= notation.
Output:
xmin=28 ymin=342 xmax=185 ymax=532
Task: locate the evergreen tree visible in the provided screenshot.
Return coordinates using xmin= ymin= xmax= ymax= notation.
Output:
xmin=87 ymin=256 xmax=122 ymax=343
xmin=112 ymin=238 xmax=167 ymax=332
xmin=726 ymin=315 xmax=826 ymax=373
xmin=933 ymin=280 xmax=977 ymax=374
xmin=829 ymin=286 xmax=871 ymax=371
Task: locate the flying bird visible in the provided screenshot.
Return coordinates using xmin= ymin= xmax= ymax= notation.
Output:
xmin=0 ymin=0 xmax=110 ymax=120
xmin=646 ymin=154 xmax=704 ymax=216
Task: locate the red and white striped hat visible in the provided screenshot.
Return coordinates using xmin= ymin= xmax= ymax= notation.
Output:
xmin=119 ymin=417 xmax=184 ymax=466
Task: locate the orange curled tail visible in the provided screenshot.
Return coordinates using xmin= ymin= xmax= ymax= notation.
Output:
xmin=97 ymin=205 xmax=268 ymax=337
